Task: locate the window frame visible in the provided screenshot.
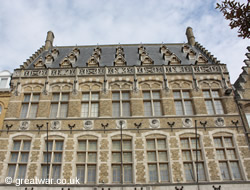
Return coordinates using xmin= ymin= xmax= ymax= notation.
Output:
xmin=112 ymin=91 xmax=131 ymax=117
xmin=81 ymin=91 xmax=100 ymax=118
xmin=49 ymin=93 xmax=69 ymax=118
xmin=173 ymin=90 xmax=194 ymax=116
xmin=20 ymin=93 xmax=40 ymax=118
xmin=203 ymin=89 xmax=224 ymax=115
xmin=143 ymin=90 xmax=162 ymax=116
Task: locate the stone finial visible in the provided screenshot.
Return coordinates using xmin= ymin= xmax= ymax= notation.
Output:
xmin=186 ymin=27 xmax=195 ymax=46
xmin=45 ymin=31 xmax=55 ymax=51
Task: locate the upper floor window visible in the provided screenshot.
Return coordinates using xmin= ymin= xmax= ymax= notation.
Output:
xmin=42 ymin=140 xmax=64 ymax=180
xmin=7 ymin=140 xmax=31 ymax=180
xmin=112 ymin=91 xmax=130 ymax=117
xmin=180 ymin=137 xmax=206 ymax=182
xmin=214 ymin=136 xmax=242 ymax=180
xmin=50 ymin=93 xmax=69 ymax=118
xmin=174 ymin=90 xmax=194 ymax=115
xmin=246 ymin=113 xmax=250 ymax=128
xmin=81 ymin=92 xmax=99 ymax=117
xmin=203 ymin=90 xmax=224 ymax=114
xmin=76 ymin=139 xmax=97 ymax=184
xmin=143 ymin=91 xmax=162 ymax=116
xmin=0 ymin=78 xmax=8 ymax=88
xmin=112 ymin=139 xmax=133 ymax=183
xmin=146 ymin=138 xmax=169 ymax=182
xmin=20 ymin=93 xmax=40 ymax=118
xmin=0 ymin=105 xmax=2 ymax=115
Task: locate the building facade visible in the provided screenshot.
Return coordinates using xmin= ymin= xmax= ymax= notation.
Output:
xmin=0 ymin=28 xmax=249 ymax=190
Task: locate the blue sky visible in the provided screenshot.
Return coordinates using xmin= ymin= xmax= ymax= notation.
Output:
xmin=0 ymin=0 xmax=249 ymax=82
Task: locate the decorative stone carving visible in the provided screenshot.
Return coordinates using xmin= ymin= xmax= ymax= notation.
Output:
xmin=50 ymin=121 xmax=61 ymax=130
xmin=186 ymin=49 xmax=196 ymax=60
xmin=68 ymin=53 xmax=77 ymax=64
xmin=182 ymin=44 xmax=190 ymax=53
xmin=149 ymin=119 xmax=160 ymax=128
xmin=138 ymin=45 xmax=146 ymax=54
xmin=87 ymin=55 xmax=99 ymax=67
xmin=195 ymin=54 xmax=208 ymax=64
xmin=51 ymin=48 xmax=59 ymax=58
xmin=60 ymin=58 xmax=72 ymax=68
xmin=73 ymin=47 xmax=80 ymax=57
xmin=168 ymin=54 xmax=181 ymax=65
xmin=45 ymin=54 xmax=54 ymax=64
xmin=83 ymin=120 xmax=94 ymax=130
xmin=34 ymin=58 xmax=46 ymax=69
xmin=114 ymin=46 xmax=126 ymax=66
xmin=140 ymin=52 xmax=154 ymax=65
xmin=183 ymin=118 xmax=193 ymax=128
xmin=215 ymin=117 xmax=225 ymax=127
xmin=159 ymin=44 xmax=168 ymax=54
xmin=19 ymin=121 xmax=30 ymax=130
xmin=116 ymin=120 xmax=127 ymax=129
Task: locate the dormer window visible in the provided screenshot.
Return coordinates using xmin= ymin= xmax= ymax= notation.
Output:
xmin=87 ymin=56 xmax=99 ymax=67
xmin=51 ymin=48 xmax=59 ymax=59
xmin=60 ymin=58 xmax=72 ymax=68
xmin=186 ymin=49 xmax=196 ymax=60
xmin=73 ymin=48 xmax=80 ymax=57
xmin=168 ymin=54 xmax=181 ymax=65
xmin=159 ymin=44 xmax=167 ymax=54
xmin=45 ymin=54 xmax=54 ymax=64
xmin=138 ymin=45 xmax=146 ymax=54
xmin=182 ymin=45 xmax=190 ymax=53
xmin=195 ymin=54 xmax=208 ymax=64
xmin=68 ymin=53 xmax=77 ymax=64
xmin=34 ymin=58 xmax=46 ymax=69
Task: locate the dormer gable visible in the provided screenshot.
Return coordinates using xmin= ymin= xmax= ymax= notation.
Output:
xmin=140 ymin=53 xmax=154 ymax=65
xmin=159 ymin=44 xmax=168 ymax=54
xmin=114 ymin=54 xmax=126 ymax=66
xmin=51 ymin=48 xmax=59 ymax=59
xmin=138 ymin=45 xmax=146 ymax=54
xmin=45 ymin=54 xmax=54 ymax=64
xmin=195 ymin=53 xmax=208 ymax=64
xmin=116 ymin=46 xmax=125 ymax=57
xmin=87 ymin=55 xmax=99 ymax=67
xmin=168 ymin=54 xmax=181 ymax=65
xmin=94 ymin=46 xmax=102 ymax=55
xmin=73 ymin=47 xmax=80 ymax=57
xmin=34 ymin=57 xmax=46 ymax=68
xmin=68 ymin=53 xmax=77 ymax=64
xmin=181 ymin=44 xmax=190 ymax=53
xmin=162 ymin=49 xmax=173 ymax=60
xmin=60 ymin=57 xmax=72 ymax=68
xmin=186 ymin=49 xmax=196 ymax=60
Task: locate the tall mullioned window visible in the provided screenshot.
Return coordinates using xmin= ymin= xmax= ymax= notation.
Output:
xmin=20 ymin=93 xmax=40 ymax=118
xmin=81 ymin=92 xmax=99 ymax=117
xmin=203 ymin=90 xmax=224 ymax=114
xmin=7 ymin=140 xmax=31 ymax=179
xmin=173 ymin=90 xmax=194 ymax=115
xmin=143 ymin=91 xmax=162 ymax=116
xmin=146 ymin=138 xmax=169 ymax=182
xmin=112 ymin=139 xmax=133 ymax=183
xmin=42 ymin=140 xmax=64 ymax=180
xmin=214 ymin=136 xmax=242 ymax=180
xmin=50 ymin=93 xmax=69 ymax=118
xmin=180 ymin=137 xmax=206 ymax=182
xmin=112 ymin=91 xmax=130 ymax=117
xmin=76 ymin=139 xmax=97 ymax=184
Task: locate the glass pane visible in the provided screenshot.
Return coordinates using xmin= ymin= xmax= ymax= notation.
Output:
xmin=54 ymin=153 xmax=62 ymax=162
xmin=82 ymin=93 xmax=90 ymax=101
xmin=184 ymin=163 xmax=194 ymax=181
xmin=147 ymin=140 xmax=155 ymax=149
xmin=17 ymin=165 xmax=27 ymax=179
xmin=59 ymin=103 xmax=68 ymax=117
xmin=55 ymin=141 xmax=63 ymax=150
xmin=20 ymin=104 xmax=28 ymax=118
xmin=149 ymin=164 xmax=158 ymax=182
xmin=191 ymin=138 xmax=200 ymax=148
xmin=78 ymin=141 xmax=86 ymax=151
xmin=212 ymin=90 xmax=220 ymax=97
xmin=81 ymin=103 xmax=89 ymax=117
xmin=227 ymin=150 xmax=236 ymax=159
xmin=157 ymin=139 xmax=166 ymax=149
xmin=122 ymin=102 xmax=130 ymax=116
xmin=42 ymin=165 xmax=50 ymax=179
xmin=214 ymin=100 xmax=224 ymax=114
xmin=89 ymin=141 xmax=97 ymax=151
xmin=216 ymin=150 xmax=226 ymax=159
xmin=0 ymin=78 xmax=8 ymax=88
xmin=77 ymin=165 xmax=85 ymax=183
xmin=50 ymin=104 xmax=58 ymax=118
xmin=147 ymin=152 xmax=156 ymax=162
xmin=10 ymin=153 xmax=18 ymax=162
xmin=61 ymin=94 xmax=69 ymax=101
xmin=193 ymin=150 xmax=202 ymax=160
xmin=175 ymin=101 xmax=184 ymax=115
xmin=183 ymin=91 xmax=190 ymax=98
xmin=77 ymin=153 xmax=86 ymax=162
xmin=91 ymin=103 xmax=99 ymax=117
xmin=182 ymin=151 xmax=191 ymax=161
xmin=112 ymin=153 xmax=121 ymax=162
xmin=124 ymin=165 xmax=132 ymax=182
xmin=45 ymin=141 xmax=53 ymax=151
xmin=13 ymin=141 xmax=21 ymax=151
xmin=197 ymin=163 xmax=206 ymax=181
xmin=123 ymin=152 xmax=132 ymax=162
xmin=32 ymin=94 xmax=40 ymax=101
xmin=24 ymin=94 xmax=31 ymax=102
xmin=173 ymin=91 xmax=181 ymax=99
xmin=112 ymin=102 xmax=120 ymax=117
xmin=87 ymin=165 xmax=96 ymax=183
xmin=246 ymin=113 xmax=250 ymax=126
xmin=203 ymin=91 xmax=211 ymax=98
xmin=123 ymin=140 xmax=132 ymax=150
xmin=143 ymin=92 xmax=151 ymax=99
xmin=8 ymin=165 xmax=16 ymax=178
xmin=154 ymin=101 xmax=162 ymax=116
xmin=52 ymin=94 xmax=60 ymax=101
xmin=205 ymin=100 xmax=215 ymax=115
xmin=29 ymin=104 xmax=38 ymax=118
xmin=214 ymin=138 xmax=223 ymax=148
xmin=20 ymin=153 xmax=29 ymax=162
xmin=112 ymin=92 xmax=120 ymax=100
xmin=23 ymin=141 xmax=31 ymax=151
xmin=88 ymin=153 xmax=97 ymax=162
xmin=219 ymin=162 xmax=230 ymax=180
xmin=184 ymin=101 xmax=194 ymax=115
xmin=224 ymin=137 xmax=233 ymax=147
xmin=122 ymin=92 xmax=130 ymax=100
xmin=144 ymin=102 xmax=152 ymax=116
xmin=159 ymin=151 xmax=167 ymax=162
xmin=112 ymin=165 xmax=121 ymax=182
xmin=231 ymin=162 xmax=242 ymax=180
xmin=181 ymin=139 xmax=189 ymax=148
xmin=52 ymin=165 xmax=61 ymax=180
xmin=152 ymin=92 xmax=160 ymax=99
xmin=160 ymin=164 xmax=169 ymax=181
xmin=91 ymin=93 xmax=99 ymax=100
xmin=43 ymin=153 xmax=51 ymax=162
xmin=112 ymin=141 xmax=121 ymax=150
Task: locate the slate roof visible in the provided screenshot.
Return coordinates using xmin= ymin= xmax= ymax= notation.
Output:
xmin=25 ymin=43 xmax=218 ymax=69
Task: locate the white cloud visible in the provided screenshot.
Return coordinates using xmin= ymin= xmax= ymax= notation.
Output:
xmin=0 ymin=0 xmax=248 ymax=82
